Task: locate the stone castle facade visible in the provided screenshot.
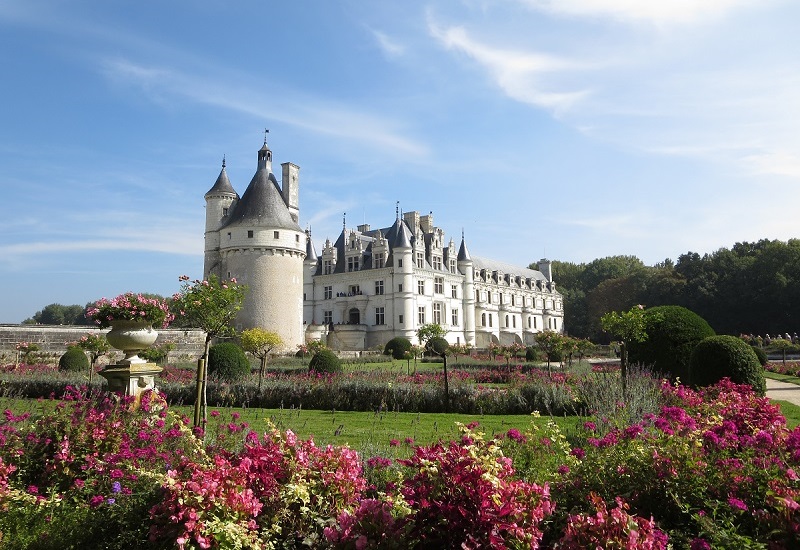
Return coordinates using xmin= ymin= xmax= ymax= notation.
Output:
xmin=204 ymin=140 xmax=564 ymax=351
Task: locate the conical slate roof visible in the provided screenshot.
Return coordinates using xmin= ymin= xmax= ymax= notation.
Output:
xmin=222 ymin=168 xmax=300 ymax=231
xmin=391 ymin=217 xmax=413 ymax=248
xmin=306 ymin=231 xmax=318 ymax=259
xmin=457 ymin=236 xmax=472 ymax=262
xmin=205 ymin=163 xmax=237 ymax=197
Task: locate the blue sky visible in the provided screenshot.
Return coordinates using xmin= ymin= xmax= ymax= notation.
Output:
xmin=1 ymin=1 xmax=798 ymax=323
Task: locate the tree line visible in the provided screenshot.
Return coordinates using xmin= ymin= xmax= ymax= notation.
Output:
xmin=532 ymin=238 xmax=800 ymax=341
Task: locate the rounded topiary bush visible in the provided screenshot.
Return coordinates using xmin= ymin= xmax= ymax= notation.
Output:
xmin=525 ymin=346 xmax=538 ymax=362
xmin=427 ymin=337 xmax=449 ymax=357
xmin=384 ymin=337 xmax=412 ymax=360
xmin=309 ymin=349 xmax=342 ymax=373
xmin=208 ymin=342 xmax=251 ymax=382
xmin=58 ymin=346 xmax=89 ymax=372
xmin=627 ymin=305 xmax=715 ymax=383
xmin=750 ymin=345 xmax=768 ymax=366
xmin=690 ymin=335 xmax=766 ymax=395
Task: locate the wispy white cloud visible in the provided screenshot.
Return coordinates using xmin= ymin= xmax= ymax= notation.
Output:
xmin=427 ymin=18 xmax=589 ymax=112
xmin=369 ymin=28 xmax=405 ymax=58
xmin=98 ymin=57 xmax=428 ymax=158
xmin=518 ymin=0 xmax=757 ymax=25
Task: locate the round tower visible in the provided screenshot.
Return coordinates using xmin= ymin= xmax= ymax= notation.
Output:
xmin=392 ymin=215 xmax=416 ymax=342
xmin=216 ymin=139 xmax=306 ymax=351
xmin=204 ymin=158 xmax=238 ymax=279
xmin=457 ymin=233 xmax=476 ymax=347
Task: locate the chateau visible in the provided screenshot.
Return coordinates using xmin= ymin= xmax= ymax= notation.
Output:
xmin=204 ymin=139 xmax=564 ymax=352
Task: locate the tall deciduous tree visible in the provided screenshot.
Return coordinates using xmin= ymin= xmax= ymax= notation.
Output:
xmin=171 ymin=275 xmax=247 ymax=429
xmin=241 ymin=328 xmax=283 ymax=392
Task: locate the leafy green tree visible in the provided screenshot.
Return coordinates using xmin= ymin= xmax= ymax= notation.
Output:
xmin=24 ymin=303 xmax=88 ymax=325
xmin=241 ymin=328 xmax=283 ymax=392
xmin=600 ymin=305 xmax=652 ymax=393
xmin=171 ymin=275 xmax=247 ymax=428
xmin=417 ymin=323 xmax=451 ymax=411
xmin=76 ymin=333 xmax=111 ymax=382
xmin=534 ymin=330 xmax=565 ymax=376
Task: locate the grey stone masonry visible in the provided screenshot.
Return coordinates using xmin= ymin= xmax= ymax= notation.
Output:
xmin=0 ymin=325 xmax=207 ymax=364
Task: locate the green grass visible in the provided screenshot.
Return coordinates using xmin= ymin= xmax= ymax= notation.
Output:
xmin=774 ymin=400 xmax=800 ymax=429
xmin=0 ymin=396 xmax=581 ymax=457
xmin=764 ymin=371 xmax=800 ymax=385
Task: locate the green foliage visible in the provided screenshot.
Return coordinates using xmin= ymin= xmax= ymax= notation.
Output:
xmin=171 ymin=275 xmax=247 ymax=340
xmin=308 ymin=349 xmax=342 ymax=374
xmin=416 ymin=323 xmax=446 ymax=349
xmin=525 ymin=346 xmax=539 ymax=362
xmin=384 ymin=336 xmax=412 ymax=360
xmin=208 ymin=342 xmax=251 ymax=382
xmin=23 ymin=303 xmax=89 ymax=325
xmin=750 ymin=345 xmax=768 ymax=366
xmin=600 ymin=305 xmax=649 ymax=345
xmin=427 ymin=336 xmax=449 ymax=357
xmin=690 ymin=335 xmax=766 ymax=395
xmin=139 ymin=341 xmax=175 ymax=364
xmin=58 ymin=346 xmax=89 ymax=372
xmin=627 ymin=305 xmax=715 ymax=382
xmin=534 ymin=330 xmax=565 ymax=365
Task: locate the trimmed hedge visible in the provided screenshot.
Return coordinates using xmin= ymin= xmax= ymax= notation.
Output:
xmin=751 ymin=345 xmax=768 ymax=366
xmin=208 ymin=342 xmax=250 ymax=382
xmin=627 ymin=305 xmax=715 ymax=383
xmin=58 ymin=347 xmax=89 ymax=372
xmin=384 ymin=337 xmax=412 ymax=360
xmin=309 ymin=349 xmax=342 ymax=374
xmin=690 ymin=335 xmax=766 ymax=395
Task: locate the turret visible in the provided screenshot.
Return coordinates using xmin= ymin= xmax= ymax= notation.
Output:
xmin=303 ymin=229 xmax=319 ymax=325
xmin=457 ymin=233 xmax=476 ymax=347
xmin=538 ymin=258 xmax=553 ymax=283
xmin=204 ymin=158 xmax=238 ymax=279
xmin=392 ymin=214 xmax=415 ymax=341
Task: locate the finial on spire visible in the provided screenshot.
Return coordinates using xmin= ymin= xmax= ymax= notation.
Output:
xmin=461 ymin=228 xmax=465 ymax=240
xmin=396 ymin=201 xmax=400 ymax=220
xmin=222 ymin=155 xmax=226 ymax=169
xmin=343 ymin=213 xmax=346 ymax=231
xmin=263 ymin=128 xmax=270 ymax=145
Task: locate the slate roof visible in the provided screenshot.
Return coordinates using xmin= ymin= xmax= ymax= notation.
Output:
xmin=222 ymin=168 xmax=301 ymax=231
xmin=205 ymin=163 xmax=237 ymax=198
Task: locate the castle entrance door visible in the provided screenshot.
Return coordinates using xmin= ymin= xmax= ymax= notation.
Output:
xmin=348 ymin=308 xmax=360 ymax=324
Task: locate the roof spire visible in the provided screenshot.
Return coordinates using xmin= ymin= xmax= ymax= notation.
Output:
xmin=343 ymin=212 xmax=346 ymax=232
xmin=263 ymin=128 xmax=269 ymax=145
xmin=396 ymin=201 xmax=400 ymax=220
xmin=222 ymin=155 xmax=226 ymax=169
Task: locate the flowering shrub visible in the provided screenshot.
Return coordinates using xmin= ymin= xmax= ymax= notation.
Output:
xmin=86 ymin=292 xmax=174 ymax=329
xmin=558 ymin=493 xmax=669 ymax=549
xmin=395 ymin=424 xmax=553 ymax=548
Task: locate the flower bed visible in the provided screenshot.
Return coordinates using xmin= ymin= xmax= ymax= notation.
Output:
xmin=1 ymin=379 xmax=797 ymax=548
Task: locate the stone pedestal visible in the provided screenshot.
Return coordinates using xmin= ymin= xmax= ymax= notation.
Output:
xmin=99 ymin=362 xmax=163 ymax=397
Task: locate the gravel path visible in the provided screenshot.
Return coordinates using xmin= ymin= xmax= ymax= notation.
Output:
xmin=766 ymin=378 xmax=800 ymax=407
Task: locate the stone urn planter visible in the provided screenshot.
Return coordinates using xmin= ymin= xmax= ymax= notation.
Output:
xmin=100 ymin=320 xmax=162 ymax=398
xmin=105 ymin=319 xmax=159 ymax=365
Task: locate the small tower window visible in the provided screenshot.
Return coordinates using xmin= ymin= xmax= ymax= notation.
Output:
xmin=274 ymin=231 xmax=280 ymax=239
xmin=247 ymin=230 xmax=254 ymax=238
xmin=222 ymin=207 xmax=229 ymax=216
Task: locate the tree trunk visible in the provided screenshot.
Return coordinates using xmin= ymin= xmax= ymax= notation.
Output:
xmin=194 ymin=335 xmax=211 ymax=430
xmin=442 ymin=355 xmax=450 ymax=413
xmin=258 ymin=355 xmax=267 ymax=392
xmin=620 ymin=341 xmax=628 ymax=398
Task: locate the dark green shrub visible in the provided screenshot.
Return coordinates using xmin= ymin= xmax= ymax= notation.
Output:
xmin=547 ymin=349 xmax=563 ymax=363
xmin=58 ymin=346 xmax=89 ymax=372
xmin=627 ymin=305 xmax=715 ymax=383
xmin=309 ymin=349 xmax=342 ymax=373
xmin=690 ymin=335 xmax=766 ymax=395
xmin=525 ymin=346 xmax=538 ymax=362
xmin=208 ymin=342 xmax=250 ymax=382
xmin=750 ymin=345 xmax=768 ymax=366
xmin=384 ymin=337 xmax=412 ymax=360
xmin=427 ymin=337 xmax=449 ymax=357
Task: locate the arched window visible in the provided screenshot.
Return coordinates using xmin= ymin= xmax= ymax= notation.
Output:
xmin=349 ymin=308 xmax=360 ymax=324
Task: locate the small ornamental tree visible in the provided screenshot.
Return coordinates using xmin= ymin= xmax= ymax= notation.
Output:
xmin=76 ymin=333 xmax=111 ymax=382
xmin=171 ymin=275 xmax=247 ymax=428
xmin=600 ymin=305 xmax=652 ymax=393
xmin=241 ymin=328 xmax=283 ymax=392
xmin=14 ymin=342 xmax=40 ymax=368
xmin=535 ymin=330 xmax=566 ymax=376
xmin=417 ymin=324 xmax=450 ymax=411
xmin=771 ymin=337 xmax=794 ymax=366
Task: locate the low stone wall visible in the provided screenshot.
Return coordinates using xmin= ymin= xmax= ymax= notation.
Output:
xmin=0 ymin=324 xmax=207 ymax=365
